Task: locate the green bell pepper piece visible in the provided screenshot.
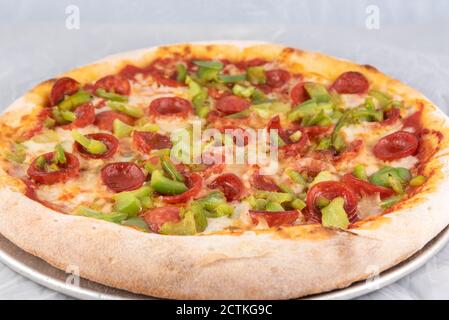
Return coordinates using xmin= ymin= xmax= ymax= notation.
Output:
xmin=58 ymin=90 xmax=92 ymax=111
xmin=369 ymin=167 xmax=411 ymax=190
xmin=60 ymin=110 xmax=77 ymax=122
xmin=160 ymin=210 xmax=197 ymax=235
xmin=218 ymin=74 xmax=246 ymax=83
xmin=194 ymin=191 xmax=234 ymax=218
xmin=176 ymin=63 xmax=187 ymax=83
xmin=289 ymin=131 xmax=302 ymax=143
xmin=150 ymin=170 xmax=188 ymax=195
xmin=321 ymin=197 xmax=349 ymax=229
xmin=113 ymin=119 xmax=134 ymax=138
xmin=113 ymin=185 xmax=152 ymax=215
xmin=114 ymin=195 xmax=142 ymax=217
xmin=108 ymin=101 xmax=144 ymax=118
xmin=288 ymin=100 xmax=333 ymax=122
xmin=351 ymin=105 xmax=383 ymax=123
xmin=76 ymin=206 xmax=128 ymax=223
xmin=252 ymin=101 xmax=290 ymax=119
xmin=265 ymin=201 xmax=284 ymax=212
xmin=285 ymin=168 xmax=307 ymax=186
xmin=301 ymin=109 xmax=332 ymax=127
xmin=161 ymin=155 xmax=185 ymax=182
xmin=352 ymin=164 xmax=368 ymax=181
xmin=186 ymin=76 xmax=202 ymax=97
xmin=213 ymin=203 xmax=234 ymax=217
xmin=368 ymin=90 xmax=392 ymax=109
xmin=193 ymin=60 xmax=224 ymax=70
xmin=246 ymin=66 xmax=266 ymax=85
xmin=380 ymin=194 xmax=404 ymax=209
xmin=310 ymin=171 xmax=336 ymax=187
xmin=96 ymin=88 xmax=128 ymax=102
xmin=190 ymin=203 xmax=208 ymax=232
xmin=250 ymin=88 xmax=269 ymax=104
xmin=291 ymin=198 xmax=306 ymax=210
xmin=121 ymin=217 xmax=150 ymax=232
xmin=195 ymin=191 xmax=226 ymax=211
xmin=35 ymin=155 xmax=46 ymax=169
xmin=316 ymin=137 xmax=331 ymax=151
xmin=277 ymin=183 xmax=295 ymax=195
xmin=44 ymin=117 xmax=56 ymax=128
xmin=304 ymin=82 xmax=331 ymax=103
xmin=409 ymin=175 xmax=426 ymax=187
xmin=254 ymin=191 xmax=293 ymax=203
xmin=53 ymin=144 xmax=66 ymax=165
xmin=5 ymin=142 xmax=26 ymax=164
xmin=255 ymin=198 xmax=268 ymax=210
xmin=232 ymin=84 xmax=255 ymax=98
xmin=225 ymin=108 xmax=251 ymax=119
xmin=72 ymin=130 xmax=107 ymax=155
xmin=316 ymin=196 xmax=331 ymax=208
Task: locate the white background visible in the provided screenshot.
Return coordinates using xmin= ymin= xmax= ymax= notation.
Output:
xmin=1 ymin=0 xmax=449 ymax=299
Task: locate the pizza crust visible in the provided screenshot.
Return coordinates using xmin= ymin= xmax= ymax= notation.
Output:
xmin=0 ymin=41 xmax=449 ymax=299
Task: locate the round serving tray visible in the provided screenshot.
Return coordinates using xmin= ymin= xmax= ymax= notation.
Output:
xmin=1 ymin=226 xmax=449 ymax=300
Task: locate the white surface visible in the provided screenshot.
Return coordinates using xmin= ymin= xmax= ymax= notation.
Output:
xmin=0 ymin=0 xmax=449 ymax=299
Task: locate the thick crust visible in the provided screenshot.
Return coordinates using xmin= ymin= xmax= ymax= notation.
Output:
xmin=1 ymin=41 xmax=449 ymax=299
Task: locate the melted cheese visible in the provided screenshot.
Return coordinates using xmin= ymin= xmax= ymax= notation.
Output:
xmin=340 ymin=94 xmax=366 ymax=109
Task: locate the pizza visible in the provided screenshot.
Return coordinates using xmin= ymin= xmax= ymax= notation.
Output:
xmin=0 ymin=42 xmax=448 ymax=299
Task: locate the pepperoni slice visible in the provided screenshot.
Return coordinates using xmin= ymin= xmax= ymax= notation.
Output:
xmin=94 ymin=75 xmax=131 ymax=95
xmin=265 ymin=69 xmax=291 ymax=88
xmin=152 ymin=72 xmax=183 ymax=87
xmin=249 ymin=210 xmax=299 ymax=228
xmin=101 ymin=162 xmax=145 ymax=192
xmin=119 ymin=64 xmax=144 ymax=79
xmin=142 ymin=206 xmax=181 ymax=233
xmin=235 ymin=58 xmax=267 ymax=69
xmin=208 ymin=87 xmax=231 ymax=100
xmin=306 ymin=181 xmax=358 ymax=223
xmin=208 ymin=173 xmax=244 ymax=201
xmin=73 ymin=133 xmax=119 ymax=159
xmin=332 ymin=139 xmax=364 ymax=163
xmin=373 ymin=131 xmax=419 ymax=161
xmin=267 ymin=116 xmax=309 ymax=156
xmin=402 ymin=111 xmax=422 ymax=135
xmin=250 ymin=171 xmax=281 ymax=192
xmin=341 ymin=174 xmax=394 ymax=199
xmin=94 ymin=111 xmax=135 ymax=131
xmin=266 ymin=115 xmax=284 ymax=137
xmin=147 ymin=58 xmax=186 ymax=87
xmin=148 ymin=97 xmax=192 ymax=117
xmin=162 ymin=173 xmax=203 ymax=204
xmin=300 ymin=125 xmax=331 ymax=139
xmin=290 ymin=82 xmax=310 ymax=105
xmin=27 ymin=152 xmax=80 ymax=185
xmin=280 ymin=137 xmax=309 ymax=157
xmin=49 ymin=77 xmax=80 ymax=106
xmin=381 ymin=108 xmax=401 ymax=126
xmin=191 ymin=152 xmax=225 ymax=179
xmin=331 ymin=71 xmax=369 ymax=94
xmin=62 ymin=103 xmax=95 ymax=129
xmin=132 ymin=131 xmax=172 ymax=154
xmin=215 ymin=95 xmax=250 ymax=115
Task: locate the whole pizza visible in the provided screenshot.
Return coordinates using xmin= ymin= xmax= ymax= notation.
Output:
xmin=0 ymin=42 xmax=448 ymax=299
